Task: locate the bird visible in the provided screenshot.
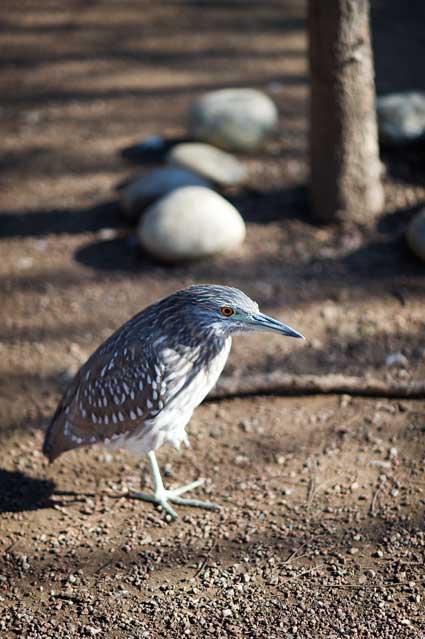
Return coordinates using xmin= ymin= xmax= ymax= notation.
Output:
xmin=43 ymin=284 xmax=304 ymax=519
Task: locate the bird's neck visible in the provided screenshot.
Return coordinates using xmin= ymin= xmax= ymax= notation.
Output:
xmin=167 ymin=322 xmax=229 ymax=362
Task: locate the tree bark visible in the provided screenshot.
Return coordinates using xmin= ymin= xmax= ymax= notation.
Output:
xmin=308 ymin=0 xmax=384 ymax=224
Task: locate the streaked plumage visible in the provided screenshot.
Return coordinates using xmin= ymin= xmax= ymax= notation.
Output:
xmin=43 ymin=284 xmax=303 ymax=519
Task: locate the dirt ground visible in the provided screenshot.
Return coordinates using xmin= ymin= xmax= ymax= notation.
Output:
xmin=1 ymin=1 xmax=425 ymax=637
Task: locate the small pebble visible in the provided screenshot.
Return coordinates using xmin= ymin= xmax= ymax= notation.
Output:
xmin=385 ymin=352 xmax=408 ymax=368
xmin=16 ymin=257 xmax=34 ymax=270
xmin=388 ymin=447 xmax=398 ymax=461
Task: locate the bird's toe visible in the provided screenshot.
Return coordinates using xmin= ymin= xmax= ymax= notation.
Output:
xmin=158 ymin=498 xmax=178 ymax=520
xmin=169 ymin=477 xmax=206 ymax=497
xmin=167 ymin=494 xmax=220 ymax=511
xmin=127 ymin=476 xmax=219 ymax=520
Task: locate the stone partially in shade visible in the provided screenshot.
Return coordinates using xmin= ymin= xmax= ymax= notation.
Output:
xmin=166 ymin=142 xmax=248 ymax=187
xmin=189 ymin=88 xmax=278 ymax=151
xmin=406 ymin=209 xmax=425 ymax=262
xmin=120 ymin=168 xmax=210 ymax=220
xmin=138 ymin=186 xmax=246 ymax=261
xmin=377 ymin=92 xmax=425 ymax=145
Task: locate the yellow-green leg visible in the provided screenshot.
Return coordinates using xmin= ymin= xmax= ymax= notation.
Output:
xmin=130 ymin=451 xmax=220 ymax=520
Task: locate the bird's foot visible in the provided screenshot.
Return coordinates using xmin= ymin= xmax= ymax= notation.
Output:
xmin=129 ymin=478 xmax=220 ymax=520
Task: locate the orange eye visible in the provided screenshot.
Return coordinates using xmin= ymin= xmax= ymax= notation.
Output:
xmin=220 ymin=306 xmax=235 ymax=318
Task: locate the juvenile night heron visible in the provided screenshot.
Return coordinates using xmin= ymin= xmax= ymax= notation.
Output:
xmin=43 ymin=285 xmax=303 ymax=519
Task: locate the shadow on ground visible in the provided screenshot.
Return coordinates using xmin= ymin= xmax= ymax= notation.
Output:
xmin=0 ymin=468 xmax=55 ymax=513
xmin=0 ymin=201 xmax=126 ymax=239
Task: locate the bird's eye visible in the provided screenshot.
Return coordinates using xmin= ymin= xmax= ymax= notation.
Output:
xmin=220 ymin=306 xmax=235 ymax=318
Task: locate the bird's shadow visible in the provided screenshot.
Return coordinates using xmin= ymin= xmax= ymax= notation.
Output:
xmin=0 ymin=468 xmax=101 ymax=514
xmin=0 ymin=468 xmax=57 ymax=513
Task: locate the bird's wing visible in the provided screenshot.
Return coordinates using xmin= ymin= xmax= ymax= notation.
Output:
xmin=43 ymin=337 xmax=197 ymax=462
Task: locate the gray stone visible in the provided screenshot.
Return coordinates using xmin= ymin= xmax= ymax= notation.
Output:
xmin=385 ymin=352 xmax=408 ymax=368
xmin=138 ymin=186 xmax=246 ymax=260
xmin=166 ymin=142 xmax=248 ymax=187
xmin=189 ymin=88 xmax=278 ymax=151
xmin=120 ymin=167 xmax=210 ymax=220
xmin=377 ymin=92 xmax=425 ymax=144
xmin=406 ymin=208 xmax=425 ymax=262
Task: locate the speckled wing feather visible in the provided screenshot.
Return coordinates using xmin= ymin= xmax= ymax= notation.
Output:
xmin=43 ymin=335 xmax=197 ymax=462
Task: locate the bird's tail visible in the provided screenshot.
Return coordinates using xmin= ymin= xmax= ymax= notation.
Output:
xmin=42 ymin=407 xmax=64 ymax=463
xmin=43 ymin=401 xmax=77 ymax=463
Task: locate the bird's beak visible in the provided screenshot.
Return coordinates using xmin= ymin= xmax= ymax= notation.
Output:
xmin=249 ymin=312 xmax=304 ymax=339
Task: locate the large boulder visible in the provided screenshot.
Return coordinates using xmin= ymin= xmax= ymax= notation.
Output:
xmin=377 ymin=92 xmax=425 ymax=145
xmin=189 ymin=88 xmax=278 ymax=151
xmin=138 ymin=186 xmax=246 ymax=261
xmin=167 ymin=142 xmax=248 ymax=187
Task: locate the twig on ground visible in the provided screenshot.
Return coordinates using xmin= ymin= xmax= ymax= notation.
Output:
xmin=282 ymin=563 xmax=325 ymax=582
xmin=283 ymin=543 xmax=308 ymax=565
xmin=326 ymin=584 xmax=365 ymax=589
xmin=52 ymin=503 xmax=72 ymax=517
xmin=306 ymin=459 xmax=318 ymax=511
xmin=95 ymin=559 xmax=114 ymax=574
xmin=54 ymin=593 xmax=85 ymax=603
xmin=192 ymin=538 xmax=218 ymax=579
xmin=321 ymin=581 xmax=421 ymax=590
xmin=210 ymin=372 xmax=425 ymax=400
xmin=369 ymin=475 xmax=387 ymax=517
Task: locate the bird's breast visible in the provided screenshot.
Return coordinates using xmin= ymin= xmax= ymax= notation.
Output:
xmin=161 ymin=336 xmax=231 ymax=414
xmin=118 ymin=337 xmax=232 ymax=455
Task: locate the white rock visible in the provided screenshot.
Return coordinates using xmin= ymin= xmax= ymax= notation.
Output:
xmin=138 ymin=186 xmax=246 ymax=260
xmin=120 ymin=168 xmax=210 ymax=219
xmin=406 ymin=208 xmax=425 ymax=262
xmin=377 ymin=92 xmax=425 ymax=144
xmin=166 ymin=142 xmax=248 ymax=187
xmin=189 ymin=88 xmax=278 ymax=151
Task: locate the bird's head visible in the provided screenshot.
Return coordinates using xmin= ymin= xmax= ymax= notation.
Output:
xmin=174 ymin=285 xmax=304 ymax=340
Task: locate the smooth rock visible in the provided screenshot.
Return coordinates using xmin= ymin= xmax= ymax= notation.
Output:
xmin=189 ymin=88 xmax=278 ymax=151
xmin=120 ymin=167 xmax=210 ymax=220
xmin=377 ymin=92 xmax=425 ymax=144
xmin=166 ymin=142 xmax=248 ymax=187
xmin=385 ymin=352 xmax=409 ymax=368
xmin=406 ymin=208 xmax=425 ymax=262
xmin=138 ymin=186 xmax=246 ymax=260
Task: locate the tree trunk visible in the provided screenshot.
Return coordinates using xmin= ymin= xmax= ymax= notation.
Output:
xmin=308 ymin=0 xmax=384 ymax=224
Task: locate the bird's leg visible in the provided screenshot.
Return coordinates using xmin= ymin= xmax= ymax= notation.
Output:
xmin=129 ymin=451 xmax=219 ymax=520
